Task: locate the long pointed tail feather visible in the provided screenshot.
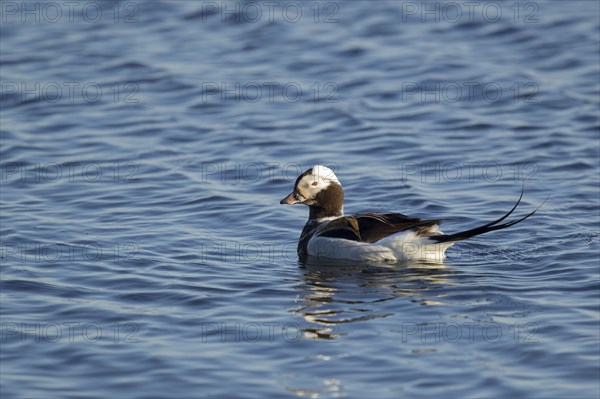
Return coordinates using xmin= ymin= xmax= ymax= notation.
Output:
xmin=431 ymin=189 xmax=546 ymax=244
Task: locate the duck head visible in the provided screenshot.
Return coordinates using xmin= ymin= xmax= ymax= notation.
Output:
xmin=280 ymin=165 xmax=344 ymax=220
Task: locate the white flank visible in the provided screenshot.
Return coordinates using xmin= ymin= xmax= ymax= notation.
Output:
xmin=307 ymin=226 xmax=454 ymax=263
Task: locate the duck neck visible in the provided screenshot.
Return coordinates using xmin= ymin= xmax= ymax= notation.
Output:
xmin=308 ymin=205 xmax=343 ymax=220
xmin=307 ymin=182 xmax=344 ymax=221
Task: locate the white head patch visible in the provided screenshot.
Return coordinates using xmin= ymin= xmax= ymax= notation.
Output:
xmin=294 ymin=164 xmax=341 ymax=200
xmin=310 ymin=165 xmax=340 ymax=184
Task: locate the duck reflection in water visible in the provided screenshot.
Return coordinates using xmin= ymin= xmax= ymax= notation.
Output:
xmin=292 ymin=257 xmax=458 ymax=341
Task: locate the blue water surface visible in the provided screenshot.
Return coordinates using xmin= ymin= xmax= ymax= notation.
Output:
xmin=1 ymin=1 xmax=599 ymax=398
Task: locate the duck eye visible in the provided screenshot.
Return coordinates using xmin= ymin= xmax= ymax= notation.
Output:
xmin=311 ymin=181 xmax=318 ymax=186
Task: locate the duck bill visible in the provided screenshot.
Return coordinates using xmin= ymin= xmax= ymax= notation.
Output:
xmin=280 ymin=192 xmax=299 ymax=205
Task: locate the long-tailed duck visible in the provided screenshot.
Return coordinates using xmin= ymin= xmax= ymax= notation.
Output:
xmin=280 ymin=165 xmax=541 ymax=263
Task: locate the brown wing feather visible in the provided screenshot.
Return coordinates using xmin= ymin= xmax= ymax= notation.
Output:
xmin=355 ymin=213 xmax=440 ymax=242
xmin=314 ymin=217 xmax=361 ymax=241
xmin=316 ymin=212 xmax=440 ymax=243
